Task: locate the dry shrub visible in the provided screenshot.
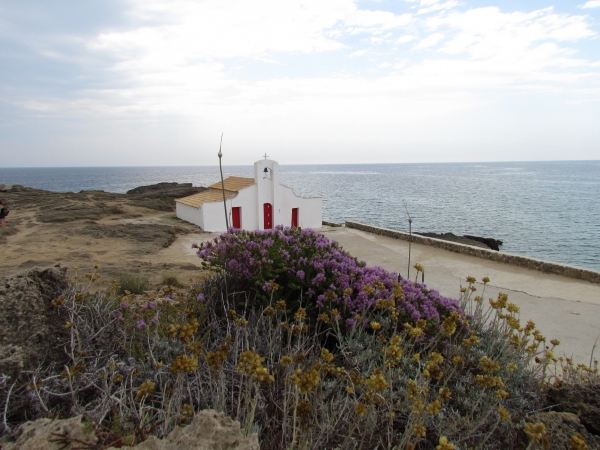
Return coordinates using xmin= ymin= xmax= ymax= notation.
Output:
xmin=0 ymin=233 xmax=597 ymax=449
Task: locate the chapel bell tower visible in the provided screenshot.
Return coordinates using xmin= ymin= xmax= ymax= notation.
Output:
xmin=254 ymin=154 xmax=280 ymax=229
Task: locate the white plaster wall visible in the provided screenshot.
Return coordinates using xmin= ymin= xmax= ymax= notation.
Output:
xmin=298 ymin=196 xmax=323 ymax=229
xmin=202 ymin=202 xmax=228 ymax=232
xmin=231 ymin=185 xmax=258 ymax=230
xmin=277 ymin=185 xmax=323 ymax=229
xmin=200 ymin=188 xmax=260 ymax=232
xmin=176 ymin=203 xmax=203 ymax=229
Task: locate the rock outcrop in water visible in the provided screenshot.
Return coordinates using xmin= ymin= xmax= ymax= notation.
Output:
xmin=463 ymin=235 xmax=503 ymax=251
xmin=416 ymin=232 xmax=503 ymax=251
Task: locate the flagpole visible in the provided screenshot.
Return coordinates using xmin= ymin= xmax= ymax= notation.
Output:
xmin=403 ymin=201 xmax=412 ymax=279
xmin=218 ymin=133 xmax=229 ymax=230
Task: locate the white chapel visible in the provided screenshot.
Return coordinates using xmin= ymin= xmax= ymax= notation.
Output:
xmin=175 ymin=157 xmax=322 ymax=232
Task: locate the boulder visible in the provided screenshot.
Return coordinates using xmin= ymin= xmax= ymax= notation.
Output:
xmin=415 ymin=232 xmax=503 ymax=251
xmin=3 ymin=411 xmax=259 ymax=450
xmin=547 ymin=383 xmax=600 ymax=436
xmin=463 ymin=235 xmax=503 ymax=251
xmin=109 ymin=410 xmax=259 ymax=450
xmin=3 ymin=415 xmax=97 ymax=450
xmin=0 ymin=266 xmax=69 ymax=377
xmin=416 ymin=232 xmax=490 ymax=249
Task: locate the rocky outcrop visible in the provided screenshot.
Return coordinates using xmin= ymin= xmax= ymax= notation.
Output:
xmin=415 ymin=232 xmax=503 ymax=251
xmin=110 ymin=410 xmax=259 ymax=450
xmin=2 ymin=415 xmax=97 ymax=450
xmin=3 ymin=411 xmax=259 ymax=450
xmin=547 ymin=383 xmax=600 ymax=437
xmin=463 ymin=235 xmax=503 ymax=251
xmin=415 ymin=232 xmax=493 ymax=250
xmin=126 ymin=182 xmax=205 ymax=198
xmin=0 ymin=267 xmax=69 ymax=377
xmin=126 ymin=183 xmax=207 ymax=211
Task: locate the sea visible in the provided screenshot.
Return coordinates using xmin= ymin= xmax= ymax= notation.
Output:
xmin=1 ymin=161 xmax=599 ymax=272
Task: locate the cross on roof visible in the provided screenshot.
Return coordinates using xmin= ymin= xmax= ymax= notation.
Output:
xmin=263 ymin=153 xmax=269 ymax=160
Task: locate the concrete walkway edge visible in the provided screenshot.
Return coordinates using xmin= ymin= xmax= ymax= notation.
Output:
xmin=346 ymin=221 xmax=600 ymax=284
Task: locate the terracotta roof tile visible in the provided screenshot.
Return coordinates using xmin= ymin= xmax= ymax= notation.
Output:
xmin=207 ymin=176 xmax=254 ymax=192
xmin=175 ymin=189 xmax=236 ymax=208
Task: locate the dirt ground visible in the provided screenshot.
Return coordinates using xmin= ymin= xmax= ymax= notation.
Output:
xmin=0 ymin=183 xmax=214 ymax=286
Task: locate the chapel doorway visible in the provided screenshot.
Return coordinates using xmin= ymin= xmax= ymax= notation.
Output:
xmin=232 ymin=207 xmax=241 ymax=229
xmin=263 ymin=203 xmax=273 ymax=229
xmin=291 ymin=208 xmax=299 ymax=228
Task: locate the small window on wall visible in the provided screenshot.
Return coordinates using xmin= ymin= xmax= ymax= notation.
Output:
xmin=291 ymin=208 xmax=299 ymax=228
xmin=232 ymin=207 xmax=241 ymax=229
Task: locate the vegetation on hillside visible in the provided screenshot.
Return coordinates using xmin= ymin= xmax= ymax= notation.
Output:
xmin=1 ymin=227 xmax=598 ymax=449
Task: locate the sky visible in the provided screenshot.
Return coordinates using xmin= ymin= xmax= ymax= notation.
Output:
xmin=1 ymin=0 xmax=600 ymax=167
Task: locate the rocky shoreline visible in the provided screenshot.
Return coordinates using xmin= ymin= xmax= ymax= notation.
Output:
xmin=415 ymin=232 xmax=503 ymax=251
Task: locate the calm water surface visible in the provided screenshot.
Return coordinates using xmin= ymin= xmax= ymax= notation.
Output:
xmin=1 ymin=161 xmax=599 ymax=271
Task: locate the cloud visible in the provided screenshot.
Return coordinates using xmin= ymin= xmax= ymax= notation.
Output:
xmin=397 ymin=34 xmax=416 ymax=43
xmin=90 ymin=0 xmax=413 ymax=62
xmin=415 ymin=32 xmax=445 ymax=48
xmin=424 ymin=7 xmax=596 ymax=79
xmin=349 ymin=49 xmax=366 ymax=57
xmin=581 ymin=1 xmax=600 ymax=8
xmin=418 ymin=1 xmax=459 ymax=15
xmin=13 ymin=1 xmax=598 ymax=118
xmin=92 ymin=0 xmax=348 ymax=61
xmin=2 ymin=0 xmax=600 ymax=165
xmin=344 ymin=9 xmax=412 ymax=33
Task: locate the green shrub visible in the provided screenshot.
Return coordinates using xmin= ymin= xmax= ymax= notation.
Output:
xmin=161 ymin=274 xmax=181 ymax=287
xmin=103 ymin=205 xmax=124 ymax=215
xmin=116 ymin=273 xmax=150 ymax=295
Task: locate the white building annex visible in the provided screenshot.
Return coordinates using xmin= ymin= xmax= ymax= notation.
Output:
xmin=175 ymin=157 xmax=322 ymax=232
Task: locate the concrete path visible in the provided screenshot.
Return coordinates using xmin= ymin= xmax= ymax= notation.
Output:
xmin=320 ymin=226 xmax=600 ymax=366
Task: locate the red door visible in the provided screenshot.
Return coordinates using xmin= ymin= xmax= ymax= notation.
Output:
xmin=232 ymin=207 xmax=241 ymax=229
xmin=291 ymin=208 xmax=298 ymax=228
xmin=263 ymin=203 xmax=273 ymax=229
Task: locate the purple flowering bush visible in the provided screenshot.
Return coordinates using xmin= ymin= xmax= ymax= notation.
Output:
xmin=195 ymin=226 xmax=466 ymax=333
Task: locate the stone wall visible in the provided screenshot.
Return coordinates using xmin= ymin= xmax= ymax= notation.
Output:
xmin=345 ymin=221 xmax=600 ymax=284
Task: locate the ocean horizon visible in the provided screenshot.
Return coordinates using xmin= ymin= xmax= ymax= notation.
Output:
xmin=2 ymin=160 xmax=599 ymax=272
